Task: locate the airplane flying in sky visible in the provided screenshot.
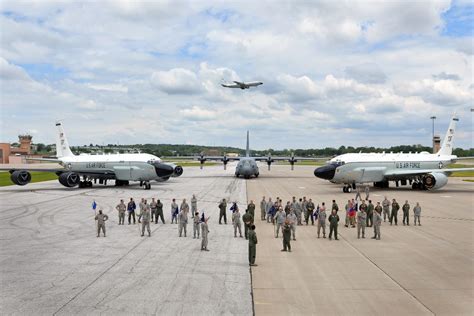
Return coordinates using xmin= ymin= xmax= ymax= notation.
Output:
xmin=314 ymin=115 xmax=474 ymax=192
xmin=221 ymin=80 xmax=263 ymax=89
xmin=2 ymin=123 xmax=183 ymax=190
xmin=184 ymin=131 xmax=323 ymax=178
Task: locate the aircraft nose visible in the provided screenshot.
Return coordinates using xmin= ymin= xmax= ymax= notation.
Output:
xmin=153 ymin=162 xmax=174 ymax=178
xmin=314 ymin=164 xmax=336 ymax=180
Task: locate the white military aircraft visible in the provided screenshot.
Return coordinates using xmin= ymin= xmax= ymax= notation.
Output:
xmin=221 ymin=80 xmax=263 ymax=89
xmin=314 ymin=115 xmax=474 ymax=192
xmin=183 ymin=131 xmax=323 ymax=179
xmin=3 ymin=123 xmax=183 ymax=190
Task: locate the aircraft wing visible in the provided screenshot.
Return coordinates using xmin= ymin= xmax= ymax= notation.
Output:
xmin=221 ymin=83 xmax=240 ymax=88
xmin=384 ymin=167 xmax=474 ymax=178
xmin=25 ymin=157 xmax=61 ymax=162
xmin=0 ymin=167 xmax=66 ymax=173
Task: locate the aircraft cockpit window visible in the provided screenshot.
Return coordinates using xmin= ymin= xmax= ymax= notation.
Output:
xmin=331 ymin=160 xmax=345 ymax=166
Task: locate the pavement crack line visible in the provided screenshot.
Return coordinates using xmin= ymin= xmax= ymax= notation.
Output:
xmin=52 ymin=224 xmax=163 ymax=315
xmin=339 ymin=233 xmax=435 ymax=315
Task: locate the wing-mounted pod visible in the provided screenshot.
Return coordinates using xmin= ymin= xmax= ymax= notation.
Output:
xmin=10 ymin=170 xmax=32 ymax=186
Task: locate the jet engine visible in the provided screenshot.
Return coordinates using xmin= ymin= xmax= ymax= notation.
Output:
xmin=10 ymin=170 xmax=32 ymax=186
xmin=422 ymin=173 xmax=448 ymax=190
xmin=58 ymin=171 xmax=80 ymax=187
xmin=160 ymin=162 xmax=183 ymax=177
xmin=172 ymin=165 xmax=183 ymax=177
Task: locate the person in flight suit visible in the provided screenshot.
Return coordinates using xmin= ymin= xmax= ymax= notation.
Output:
xmin=201 ymin=217 xmax=210 ymax=251
xmin=281 ymin=220 xmax=292 ymax=252
xmin=317 ymin=203 xmax=327 ymax=238
xmin=328 ymin=210 xmax=339 ymax=240
xmin=127 ymin=198 xmax=136 ymax=225
xmin=193 ymin=211 xmax=200 ymax=238
xmin=116 ymin=199 xmax=126 ymax=225
xmin=248 ymin=225 xmax=258 ymax=266
xmin=357 ymin=207 xmax=367 ymax=239
xmin=413 ymin=202 xmax=422 ymax=226
xmin=390 ymin=199 xmax=400 ymax=226
xmin=218 ymin=199 xmax=227 ymax=224
xmin=156 ymin=199 xmax=164 ymax=224
xmin=382 ymin=197 xmax=390 ymax=222
xmin=150 ymin=198 xmax=158 ymax=223
xmin=171 ymin=199 xmax=179 ymax=224
xmin=140 ymin=204 xmax=151 ymax=237
xmin=232 ymin=208 xmax=243 ymax=238
xmin=402 ymin=200 xmax=410 ymax=226
xmin=260 ymin=196 xmax=267 ymax=220
xmin=95 ymin=210 xmax=108 ymax=237
xmin=306 ymin=198 xmax=315 ymax=225
xmin=366 ymin=200 xmax=374 ymax=227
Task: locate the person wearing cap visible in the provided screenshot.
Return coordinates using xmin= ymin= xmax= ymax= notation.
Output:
xmin=373 ymin=202 xmax=382 ymax=237
xmin=140 ymin=203 xmax=151 ymax=237
xmin=274 ymin=207 xmax=286 ymax=238
xmin=248 ymin=225 xmax=258 ymax=266
xmin=201 ymin=217 xmax=210 ymax=251
xmin=242 ymin=208 xmax=253 ymax=240
xmin=287 ymin=208 xmax=297 ymax=240
xmin=95 ymin=209 xmax=108 ymax=237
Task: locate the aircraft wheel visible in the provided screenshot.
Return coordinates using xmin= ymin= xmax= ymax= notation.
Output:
xmin=235 ymin=174 xmax=239 ymax=178
xmin=255 ymin=173 xmax=259 ymax=178
xmin=87 ymin=181 xmax=93 ymax=187
xmin=79 ymin=181 xmax=85 ymax=188
xmin=144 ymin=182 xmax=151 ymax=190
xmin=412 ymin=183 xmax=417 ymax=190
xmin=347 ymin=186 xmax=352 ymax=193
xmin=342 ymin=186 xmax=347 ymax=193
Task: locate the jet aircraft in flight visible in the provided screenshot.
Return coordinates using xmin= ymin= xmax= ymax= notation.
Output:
xmin=221 ymin=80 xmax=263 ymax=89
xmin=2 ymin=123 xmax=183 ymax=190
xmin=314 ymin=115 xmax=474 ymax=192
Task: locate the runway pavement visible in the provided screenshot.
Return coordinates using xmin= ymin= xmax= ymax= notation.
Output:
xmin=0 ymin=164 xmax=251 ymax=315
xmin=0 ymin=163 xmax=472 ymax=315
xmin=247 ymin=166 xmax=473 ymax=316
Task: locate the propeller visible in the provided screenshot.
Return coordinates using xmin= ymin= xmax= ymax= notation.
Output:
xmin=265 ymin=153 xmax=274 ymax=171
xmin=197 ymin=154 xmax=207 ymax=170
xmin=288 ymin=153 xmax=298 ymax=171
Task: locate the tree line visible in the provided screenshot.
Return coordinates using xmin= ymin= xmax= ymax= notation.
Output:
xmin=31 ymin=143 xmax=474 ymax=158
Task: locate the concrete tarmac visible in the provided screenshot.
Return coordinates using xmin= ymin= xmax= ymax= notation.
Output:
xmin=0 ymin=164 xmax=472 ymax=315
xmin=247 ymin=166 xmax=473 ymax=316
xmin=0 ymin=165 xmax=251 ymax=315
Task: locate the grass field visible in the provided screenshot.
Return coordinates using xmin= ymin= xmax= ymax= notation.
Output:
xmin=163 ymin=161 xmax=218 ymax=167
xmin=448 ymin=164 xmax=474 ymax=177
xmin=0 ymin=171 xmax=58 ymax=187
xmin=274 ymin=160 xmax=326 ymax=166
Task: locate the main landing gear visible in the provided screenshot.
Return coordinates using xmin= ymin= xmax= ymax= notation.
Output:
xmin=342 ymin=183 xmax=356 ymax=193
xmin=140 ymin=181 xmax=151 ymax=190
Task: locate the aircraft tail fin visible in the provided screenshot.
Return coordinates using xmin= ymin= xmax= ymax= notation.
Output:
xmin=55 ymin=122 xmax=75 ymax=158
xmin=437 ymin=114 xmax=458 ymax=156
xmin=246 ymin=131 xmax=250 ymax=157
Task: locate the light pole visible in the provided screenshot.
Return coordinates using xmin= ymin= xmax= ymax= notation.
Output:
xmin=430 ymin=116 xmax=436 ymax=151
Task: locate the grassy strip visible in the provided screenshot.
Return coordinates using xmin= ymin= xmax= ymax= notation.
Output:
xmin=163 ymin=161 xmax=219 ymax=167
xmin=275 ymin=160 xmax=326 ymax=166
xmin=447 ymin=164 xmax=474 ymax=177
xmin=0 ymin=171 xmax=58 ymax=187
xmin=462 ymin=179 xmax=474 ymax=182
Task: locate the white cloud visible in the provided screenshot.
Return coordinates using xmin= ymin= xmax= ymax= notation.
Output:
xmin=150 ymin=68 xmax=202 ymax=94
xmin=180 ymin=106 xmax=218 ymax=121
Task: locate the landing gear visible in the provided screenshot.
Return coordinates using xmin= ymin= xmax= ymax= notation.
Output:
xmin=412 ymin=182 xmax=425 ymax=190
xmin=343 ymin=185 xmax=352 ymax=193
xmin=144 ymin=181 xmax=151 ymax=190
xmin=255 ymin=173 xmax=259 ymax=178
xmin=235 ymin=173 xmax=239 ymax=178
xmin=78 ymin=181 xmax=93 ymax=188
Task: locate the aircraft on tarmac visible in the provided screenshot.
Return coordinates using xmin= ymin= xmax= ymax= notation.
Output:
xmin=2 ymin=123 xmax=183 ymax=190
xmin=184 ymin=131 xmax=322 ymax=179
xmin=221 ymin=80 xmax=263 ymax=89
xmin=314 ymin=115 xmax=474 ymax=192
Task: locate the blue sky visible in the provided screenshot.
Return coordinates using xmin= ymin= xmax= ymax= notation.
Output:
xmin=0 ymin=0 xmax=472 ymax=149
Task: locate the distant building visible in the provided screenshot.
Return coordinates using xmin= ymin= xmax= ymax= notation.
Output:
xmin=0 ymin=135 xmax=39 ymax=164
xmin=433 ymin=135 xmax=441 ymax=154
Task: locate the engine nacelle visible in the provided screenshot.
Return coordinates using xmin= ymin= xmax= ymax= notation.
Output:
xmin=163 ymin=163 xmax=183 ymax=177
xmin=422 ymin=173 xmax=448 ymax=190
xmin=58 ymin=172 xmax=80 ymax=187
xmin=10 ymin=170 xmax=31 ymax=186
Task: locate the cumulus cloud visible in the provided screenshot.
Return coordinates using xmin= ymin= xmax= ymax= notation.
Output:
xmin=180 ymin=105 xmax=217 ymax=121
xmin=150 ymin=68 xmax=202 ymax=94
xmin=345 ymin=63 xmax=387 ymax=84
xmin=432 ymin=72 xmax=461 ymax=81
